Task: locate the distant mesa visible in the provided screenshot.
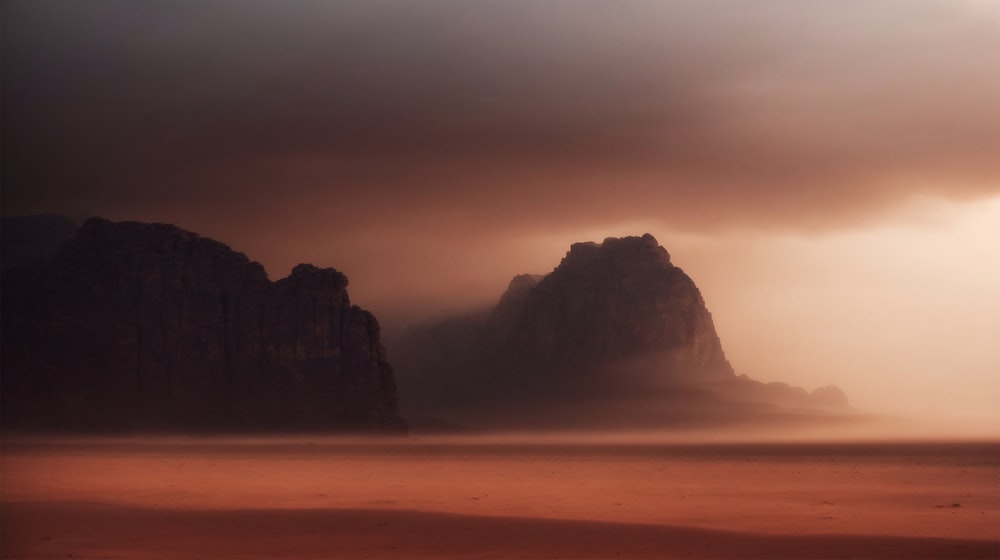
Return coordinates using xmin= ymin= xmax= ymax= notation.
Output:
xmin=393 ymin=233 xmax=849 ymax=430
xmin=1 ymin=217 xmax=405 ymax=433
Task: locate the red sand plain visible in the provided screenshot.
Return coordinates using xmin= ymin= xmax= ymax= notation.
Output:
xmin=1 ymin=436 xmax=997 ymax=559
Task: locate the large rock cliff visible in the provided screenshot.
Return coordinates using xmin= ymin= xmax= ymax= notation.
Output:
xmin=1 ymin=218 xmax=405 ymax=432
xmin=491 ymin=234 xmax=733 ymax=379
xmin=393 ymin=234 xmax=847 ymax=429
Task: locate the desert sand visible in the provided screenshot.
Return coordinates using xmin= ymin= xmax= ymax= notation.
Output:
xmin=2 ymin=436 xmax=997 ymax=559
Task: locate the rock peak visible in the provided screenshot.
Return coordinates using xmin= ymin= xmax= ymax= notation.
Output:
xmin=561 ymin=233 xmax=672 ymax=270
xmin=288 ymin=263 xmax=349 ymax=290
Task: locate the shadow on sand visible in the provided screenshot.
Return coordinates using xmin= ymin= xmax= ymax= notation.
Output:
xmin=3 ymin=501 xmax=997 ymax=559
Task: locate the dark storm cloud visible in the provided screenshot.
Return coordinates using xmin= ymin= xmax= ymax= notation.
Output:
xmin=3 ymin=0 xmax=997 ymax=267
xmin=4 ymin=1 xmax=722 ymax=193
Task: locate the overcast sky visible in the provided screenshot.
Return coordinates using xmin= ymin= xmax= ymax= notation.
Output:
xmin=3 ymin=0 xmax=998 ymax=427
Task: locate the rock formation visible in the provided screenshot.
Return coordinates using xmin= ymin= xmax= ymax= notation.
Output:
xmin=493 ymin=234 xmax=733 ymax=379
xmin=1 ymin=218 xmax=405 ymax=432
xmin=393 ymin=234 xmax=847 ymax=429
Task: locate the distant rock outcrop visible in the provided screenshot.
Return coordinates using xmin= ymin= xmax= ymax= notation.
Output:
xmin=1 ymin=218 xmax=405 ymax=433
xmin=393 ymin=234 xmax=847 ymax=429
xmin=494 ymin=234 xmax=733 ymax=379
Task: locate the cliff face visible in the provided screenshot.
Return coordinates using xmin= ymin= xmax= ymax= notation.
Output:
xmin=394 ymin=234 xmax=847 ymax=429
xmin=492 ymin=234 xmax=733 ymax=379
xmin=1 ymin=218 xmax=405 ymax=432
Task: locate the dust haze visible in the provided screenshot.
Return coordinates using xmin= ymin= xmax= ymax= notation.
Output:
xmin=2 ymin=2 xmax=998 ymax=556
xmin=4 ymin=0 xmax=998 ymax=431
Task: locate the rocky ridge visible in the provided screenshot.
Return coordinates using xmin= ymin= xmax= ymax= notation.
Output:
xmin=1 ymin=218 xmax=405 ymax=432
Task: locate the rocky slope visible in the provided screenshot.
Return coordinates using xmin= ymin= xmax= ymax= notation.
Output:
xmin=393 ymin=234 xmax=847 ymax=429
xmin=1 ymin=218 xmax=405 ymax=432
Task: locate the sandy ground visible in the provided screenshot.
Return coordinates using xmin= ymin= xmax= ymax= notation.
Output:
xmin=1 ymin=437 xmax=997 ymax=559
